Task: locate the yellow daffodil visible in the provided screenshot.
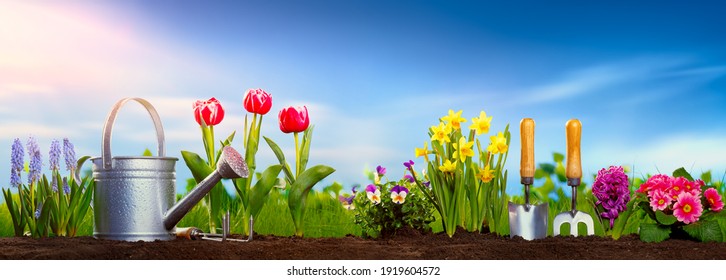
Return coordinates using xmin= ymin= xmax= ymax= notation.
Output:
xmin=441 ymin=109 xmax=467 ymax=131
xmin=478 ymin=164 xmax=495 ymax=183
xmin=487 ymin=132 xmax=509 ymax=154
xmin=439 ymin=159 xmax=457 ymax=173
xmin=430 ymin=122 xmax=452 ymax=143
xmin=469 ymin=111 xmax=493 ymax=135
xmin=414 ymin=141 xmax=431 ymax=162
xmin=452 ymin=136 xmax=475 ymax=163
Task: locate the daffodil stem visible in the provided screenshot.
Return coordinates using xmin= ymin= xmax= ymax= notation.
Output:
xmin=294 ymin=132 xmax=300 ymax=179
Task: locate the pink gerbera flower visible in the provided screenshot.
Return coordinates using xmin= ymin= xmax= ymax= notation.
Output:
xmin=638 ymin=174 xmax=671 ymax=193
xmin=704 ymin=188 xmax=724 ymax=212
xmin=672 ymin=192 xmax=703 ymax=224
xmin=649 ymin=189 xmax=673 ymax=211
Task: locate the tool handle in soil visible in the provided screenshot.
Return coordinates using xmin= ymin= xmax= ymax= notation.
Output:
xmin=565 ymin=119 xmax=582 ymax=186
xmin=520 ymin=118 xmax=535 ymax=183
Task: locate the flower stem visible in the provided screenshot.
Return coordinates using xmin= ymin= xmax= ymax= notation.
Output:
xmin=294 ymin=132 xmax=300 ymax=179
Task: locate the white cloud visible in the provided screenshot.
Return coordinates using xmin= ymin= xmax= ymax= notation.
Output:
xmin=514 ymin=56 xmax=725 ymax=105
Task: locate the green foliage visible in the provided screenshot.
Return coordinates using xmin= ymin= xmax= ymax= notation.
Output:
xmin=264 ymin=127 xmax=336 ymax=236
xmin=683 ymin=220 xmax=723 ymax=242
xmin=639 ymin=223 xmax=671 ymax=243
xmin=1 ymin=156 xmax=94 ymax=237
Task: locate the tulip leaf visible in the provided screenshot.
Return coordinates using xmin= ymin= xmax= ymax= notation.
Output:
xmin=655 ymin=210 xmax=677 ymax=226
xmin=247 ymin=165 xmax=282 ymax=219
xmin=288 ymin=165 xmax=335 ymax=236
xmin=299 ymin=126 xmax=314 ymax=174
xmin=263 ymin=136 xmax=295 ymax=185
xmin=181 ymin=151 xmax=215 ymax=181
xmin=639 ymin=223 xmax=671 ymax=243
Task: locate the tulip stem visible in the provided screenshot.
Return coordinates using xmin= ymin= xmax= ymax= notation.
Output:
xmin=294 ymin=132 xmax=300 ymax=179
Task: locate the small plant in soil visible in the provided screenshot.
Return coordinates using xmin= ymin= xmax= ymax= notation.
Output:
xmin=619 ymin=167 xmax=726 ymax=242
xmin=2 ymin=137 xmax=93 ymax=237
xmin=350 ymin=164 xmax=435 ymax=238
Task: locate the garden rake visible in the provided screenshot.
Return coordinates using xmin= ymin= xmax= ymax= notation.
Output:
xmin=508 ymin=118 xmax=549 ymax=240
xmin=553 ymin=119 xmax=594 ymax=236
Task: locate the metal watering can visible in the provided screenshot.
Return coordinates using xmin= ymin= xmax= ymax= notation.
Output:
xmin=90 ymin=97 xmax=249 ymax=241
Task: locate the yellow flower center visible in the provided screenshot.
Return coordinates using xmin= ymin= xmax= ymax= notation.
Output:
xmin=658 ymin=199 xmax=665 ymax=205
xmin=674 ymin=186 xmax=680 ymax=191
xmin=452 ymin=121 xmax=460 ymax=129
xmin=683 ymin=204 xmax=692 ymax=213
xmin=709 ymin=198 xmax=715 ymax=204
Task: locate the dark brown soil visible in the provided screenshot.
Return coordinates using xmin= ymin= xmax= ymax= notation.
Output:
xmin=2 ymin=229 xmax=725 ymax=260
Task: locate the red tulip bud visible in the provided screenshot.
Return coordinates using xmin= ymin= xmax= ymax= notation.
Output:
xmin=278 ymin=106 xmax=309 ymax=134
xmin=243 ymin=88 xmax=272 ymax=115
xmin=193 ymin=97 xmax=225 ymax=126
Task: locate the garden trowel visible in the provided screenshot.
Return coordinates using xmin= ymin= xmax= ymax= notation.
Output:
xmin=508 ymin=118 xmax=549 ymax=240
xmin=553 ymin=119 xmax=595 ymax=236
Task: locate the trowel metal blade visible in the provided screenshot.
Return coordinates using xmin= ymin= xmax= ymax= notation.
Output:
xmin=508 ymin=202 xmax=549 ymax=240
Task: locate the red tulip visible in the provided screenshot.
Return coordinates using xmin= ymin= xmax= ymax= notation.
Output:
xmin=278 ymin=106 xmax=309 ymax=134
xmin=243 ymin=88 xmax=273 ymax=115
xmin=193 ymin=97 xmax=225 ymax=126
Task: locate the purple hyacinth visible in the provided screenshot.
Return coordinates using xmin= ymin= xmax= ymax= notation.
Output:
xmin=49 ymin=139 xmax=61 ymax=171
xmin=26 ymin=136 xmax=42 ymax=185
xmin=592 ymin=166 xmax=630 ymax=228
xmin=62 ymin=177 xmax=70 ymax=195
xmin=403 ymin=174 xmax=415 ymax=183
xmin=10 ymin=138 xmax=24 ymax=188
xmin=403 ymin=160 xmax=415 ymax=169
xmin=63 ymin=138 xmax=77 ymax=172
xmin=376 ymin=165 xmax=387 ymax=176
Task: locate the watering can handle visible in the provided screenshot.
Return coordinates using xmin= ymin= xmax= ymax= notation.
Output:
xmin=102 ymin=97 xmax=165 ymax=169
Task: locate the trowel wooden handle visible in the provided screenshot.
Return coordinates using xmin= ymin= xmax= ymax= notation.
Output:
xmin=520 ymin=118 xmax=535 ymax=179
xmin=566 ymin=119 xmax=582 ymax=180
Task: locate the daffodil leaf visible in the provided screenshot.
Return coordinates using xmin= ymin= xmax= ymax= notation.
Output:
xmin=639 ymin=223 xmax=671 ymax=243
xmin=672 ymin=167 xmax=694 ymax=181
xmin=655 ymin=210 xmax=677 ymax=226
xmin=248 ymin=165 xmax=282 ymax=219
xmin=553 ymin=152 xmax=565 ymax=163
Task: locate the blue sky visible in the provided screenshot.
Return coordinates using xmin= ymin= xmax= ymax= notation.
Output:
xmin=1 ymin=0 xmax=725 ymax=197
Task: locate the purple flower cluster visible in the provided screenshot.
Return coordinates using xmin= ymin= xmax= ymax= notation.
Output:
xmin=592 ymin=166 xmax=630 ymax=228
xmin=63 ymin=138 xmax=76 ymax=172
xmin=10 ymin=138 xmax=24 ymax=188
xmin=62 ymin=177 xmax=70 ymax=195
xmin=49 ymin=139 xmax=61 ymax=172
xmin=26 ymin=136 xmax=42 ymax=185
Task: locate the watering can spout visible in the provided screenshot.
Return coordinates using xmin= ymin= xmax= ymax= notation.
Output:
xmin=163 ymin=146 xmax=249 ymax=230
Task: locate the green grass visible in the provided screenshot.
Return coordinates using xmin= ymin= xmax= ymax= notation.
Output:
xmin=177 ymin=189 xmax=361 ymax=237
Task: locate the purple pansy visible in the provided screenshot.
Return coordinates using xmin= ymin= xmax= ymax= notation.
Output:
xmin=376 ymin=165 xmax=387 ymax=176
xmin=365 ymin=184 xmax=381 ymax=204
xmin=390 ymin=185 xmax=410 ymax=204
xmin=403 ymin=174 xmax=415 ymax=183
xmin=403 ymin=160 xmax=415 ymax=169
xmin=338 ymin=195 xmax=355 ymax=210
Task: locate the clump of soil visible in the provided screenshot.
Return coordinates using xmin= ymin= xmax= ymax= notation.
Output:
xmin=1 ymin=231 xmax=725 ymax=260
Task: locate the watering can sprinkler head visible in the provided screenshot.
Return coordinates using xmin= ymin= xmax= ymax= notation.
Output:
xmin=217 ymin=146 xmax=249 ymax=179
xmin=163 ymin=146 xmax=249 ymax=230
